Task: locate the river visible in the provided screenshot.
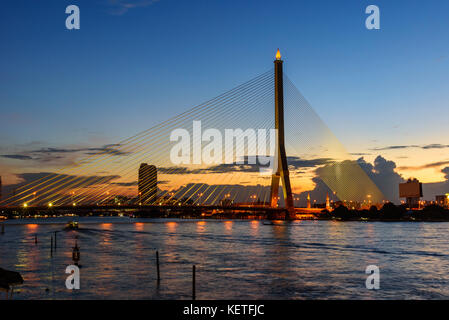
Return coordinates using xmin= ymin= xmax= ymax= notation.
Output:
xmin=1 ymin=217 xmax=448 ymax=299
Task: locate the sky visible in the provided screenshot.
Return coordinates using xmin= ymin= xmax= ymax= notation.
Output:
xmin=1 ymin=0 xmax=449 ymax=204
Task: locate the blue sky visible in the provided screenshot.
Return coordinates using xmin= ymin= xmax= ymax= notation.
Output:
xmin=1 ymin=0 xmax=449 ymax=192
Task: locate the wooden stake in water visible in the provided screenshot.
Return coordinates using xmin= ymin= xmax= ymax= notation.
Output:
xmin=1 ymin=224 xmax=4 ymax=234
xmin=192 ymin=265 xmax=196 ymax=300
xmin=50 ymin=236 xmax=53 ymax=257
xmin=156 ymin=251 xmax=161 ymax=283
xmin=54 ymin=231 xmax=57 ymax=249
xmin=35 ymin=234 xmax=37 ymax=244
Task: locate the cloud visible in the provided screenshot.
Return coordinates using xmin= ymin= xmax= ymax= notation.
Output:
xmin=107 ymin=0 xmax=159 ymax=15
xmin=158 ymin=156 xmax=334 ymax=175
xmin=398 ymin=161 xmax=449 ymax=171
xmin=111 ymin=181 xmax=138 ymax=187
xmin=1 ymin=154 xmax=33 ymax=160
xmin=371 ymin=144 xmax=449 ymax=151
xmin=84 ymin=144 xmax=131 ymax=156
xmin=443 ymin=167 xmax=449 ymax=180
xmin=287 ymin=157 xmax=334 ymax=168
xmin=350 ymin=152 xmax=371 ymax=156
xmin=422 ymin=167 xmax=449 ymax=199
xmin=300 ymin=156 xmax=449 ymax=203
xmin=0 ymin=144 xmax=131 ymax=165
xmin=0 ymin=172 xmax=122 ymax=206
xmin=299 ymin=155 xmax=404 ymax=204
xmin=29 ymin=144 xmax=130 ymax=157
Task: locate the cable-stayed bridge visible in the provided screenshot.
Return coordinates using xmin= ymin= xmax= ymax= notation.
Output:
xmin=0 ymin=50 xmax=386 ymax=217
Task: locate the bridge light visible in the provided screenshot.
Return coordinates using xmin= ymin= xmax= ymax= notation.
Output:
xmin=23 ymin=203 xmax=28 ymax=208
xmin=48 ymin=203 xmax=53 ymax=207
xmin=275 ymin=48 xmax=281 ymax=60
xmin=73 ymin=203 xmax=76 ymax=207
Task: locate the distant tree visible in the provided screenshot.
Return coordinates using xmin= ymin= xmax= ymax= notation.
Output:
xmin=368 ymin=205 xmax=378 ymax=219
xmin=379 ymin=202 xmax=405 ymax=220
xmin=316 ymin=209 xmax=331 ymax=219
xmin=418 ymin=204 xmax=449 ymax=220
xmin=358 ymin=209 xmax=370 ymax=219
xmin=332 ymin=204 xmax=353 ymax=220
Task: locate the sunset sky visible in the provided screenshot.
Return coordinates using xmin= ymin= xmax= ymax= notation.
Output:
xmin=1 ymin=0 xmax=448 ymax=204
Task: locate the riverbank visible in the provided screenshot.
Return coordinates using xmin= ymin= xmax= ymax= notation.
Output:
xmin=1 ymin=202 xmax=449 ymax=222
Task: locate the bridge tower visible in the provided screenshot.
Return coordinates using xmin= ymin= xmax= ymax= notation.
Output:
xmin=270 ymin=49 xmax=294 ymax=212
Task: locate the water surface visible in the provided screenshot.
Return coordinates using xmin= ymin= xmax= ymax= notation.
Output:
xmin=1 ymin=217 xmax=448 ymax=299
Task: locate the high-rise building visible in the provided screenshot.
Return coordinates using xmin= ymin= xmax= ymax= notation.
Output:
xmin=138 ymin=164 xmax=157 ymax=204
xmin=399 ymin=178 xmax=423 ymax=209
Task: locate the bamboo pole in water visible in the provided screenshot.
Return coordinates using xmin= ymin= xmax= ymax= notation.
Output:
xmin=192 ymin=265 xmax=196 ymax=300
xmin=156 ymin=251 xmax=160 ymax=283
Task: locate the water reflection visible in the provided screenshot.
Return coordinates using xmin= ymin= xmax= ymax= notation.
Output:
xmin=249 ymin=220 xmax=259 ymax=236
xmin=165 ymin=221 xmax=177 ymax=233
xmin=224 ymin=221 xmax=233 ymax=233
xmin=134 ymin=222 xmax=144 ymax=231
xmin=196 ymin=221 xmax=206 ymax=233
xmin=2 ymin=218 xmax=449 ymax=299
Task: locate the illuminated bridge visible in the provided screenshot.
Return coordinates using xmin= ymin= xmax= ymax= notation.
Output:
xmin=0 ymin=50 xmax=385 ymax=218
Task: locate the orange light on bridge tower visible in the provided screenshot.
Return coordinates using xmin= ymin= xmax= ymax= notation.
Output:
xmin=275 ymin=48 xmax=281 ymax=60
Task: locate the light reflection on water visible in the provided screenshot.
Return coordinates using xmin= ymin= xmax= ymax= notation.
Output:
xmin=1 ymin=217 xmax=449 ymax=299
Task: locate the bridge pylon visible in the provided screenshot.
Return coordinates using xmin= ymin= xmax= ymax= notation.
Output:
xmin=270 ymin=49 xmax=294 ymax=215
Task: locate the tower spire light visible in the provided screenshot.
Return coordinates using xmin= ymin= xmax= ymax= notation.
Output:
xmin=275 ymin=48 xmax=281 ymax=60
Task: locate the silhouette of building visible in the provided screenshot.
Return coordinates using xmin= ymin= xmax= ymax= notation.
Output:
xmin=138 ymin=164 xmax=157 ymax=204
xmin=399 ymin=178 xmax=423 ymax=209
